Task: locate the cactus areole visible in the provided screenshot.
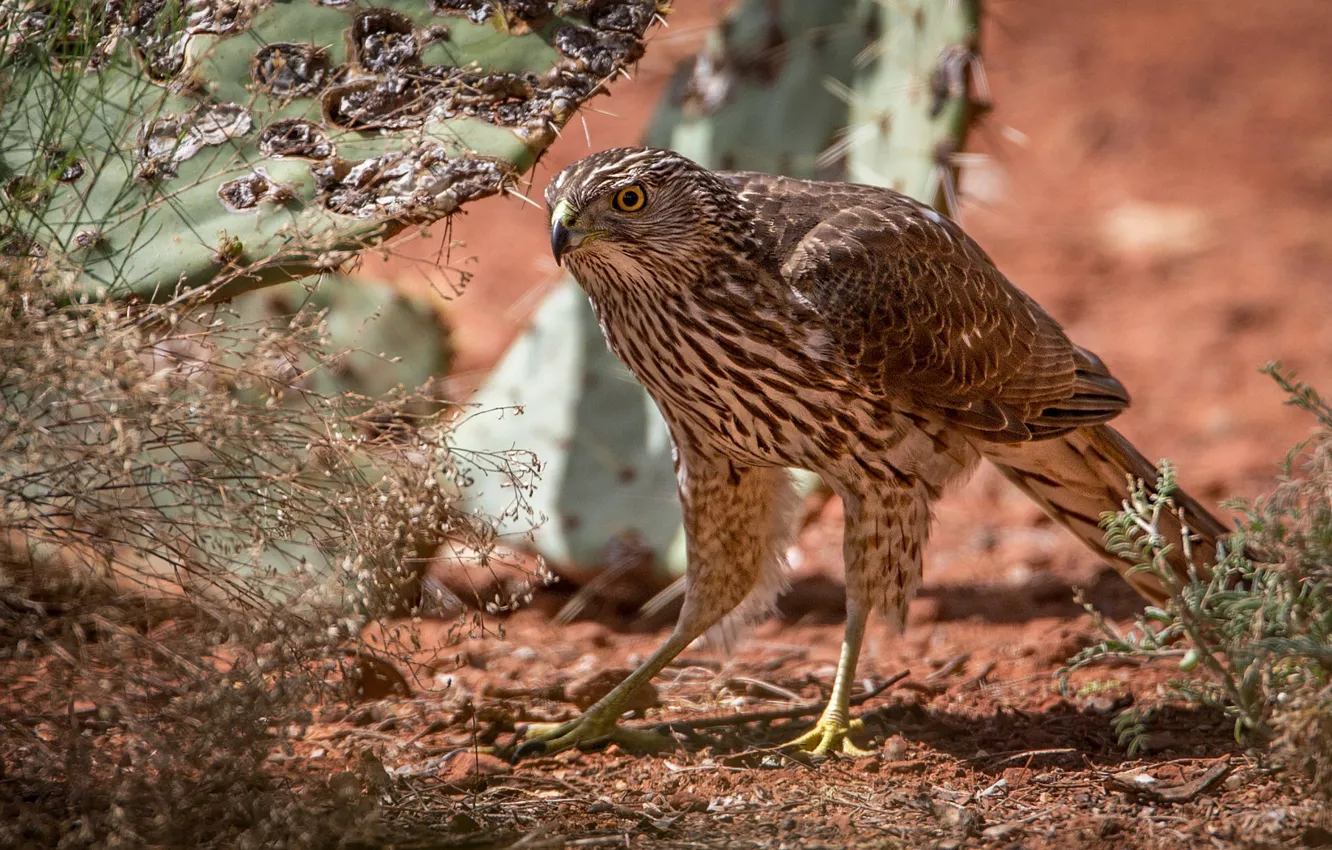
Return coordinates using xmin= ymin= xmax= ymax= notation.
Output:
xmin=0 ymin=1 xmax=662 ymax=301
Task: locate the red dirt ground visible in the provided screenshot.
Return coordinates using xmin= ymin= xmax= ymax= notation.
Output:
xmin=362 ymin=0 xmax=1332 ymax=846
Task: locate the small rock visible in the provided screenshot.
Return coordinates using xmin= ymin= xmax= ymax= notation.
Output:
xmin=883 ymin=735 xmax=909 ymax=760
xmin=565 ymin=668 xmax=660 ymax=712
xmin=440 ymin=752 xmax=511 ymax=793
xmin=936 ymin=804 xmax=981 ymax=838
xmin=667 ymin=791 xmax=708 ymax=813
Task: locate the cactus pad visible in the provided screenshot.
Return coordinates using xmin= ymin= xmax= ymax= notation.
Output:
xmin=0 ymin=0 xmax=661 ymax=300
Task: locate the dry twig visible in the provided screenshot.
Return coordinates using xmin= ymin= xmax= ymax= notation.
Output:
xmin=655 ymin=670 xmax=910 ymax=735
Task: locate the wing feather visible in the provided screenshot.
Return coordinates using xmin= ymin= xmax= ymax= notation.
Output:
xmin=724 ymin=171 xmax=1130 ymax=443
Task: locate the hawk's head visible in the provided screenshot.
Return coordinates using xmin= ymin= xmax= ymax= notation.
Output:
xmin=544 ymin=147 xmax=747 ymax=283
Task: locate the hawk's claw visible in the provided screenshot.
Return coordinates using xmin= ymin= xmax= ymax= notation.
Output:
xmin=782 ymin=716 xmax=874 ymax=757
xmin=512 ymin=716 xmax=673 ymax=762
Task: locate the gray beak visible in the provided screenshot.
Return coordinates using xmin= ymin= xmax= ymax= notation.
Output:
xmin=550 ymin=219 xmax=571 ymax=266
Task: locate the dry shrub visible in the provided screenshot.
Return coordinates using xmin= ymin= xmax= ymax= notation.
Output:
xmin=0 ymin=270 xmax=539 ymax=847
xmin=1064 ymin=365 xmax=1332 ymax=798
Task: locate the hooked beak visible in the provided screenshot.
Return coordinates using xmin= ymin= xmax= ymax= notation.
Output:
xmin=550 ymin=219 xmax=572 ymax=266
xmin=549 ymin=199 xmax=580 ymax=265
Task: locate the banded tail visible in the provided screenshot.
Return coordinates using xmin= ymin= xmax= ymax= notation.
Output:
xmin=981 ymin=423 xmax=1230 ymax=604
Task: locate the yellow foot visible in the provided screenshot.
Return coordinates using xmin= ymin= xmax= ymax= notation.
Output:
xmin=782 ymin=716 xmax=875 ymax=757
xmin=512 ymin=715 xmax=673 ymax=761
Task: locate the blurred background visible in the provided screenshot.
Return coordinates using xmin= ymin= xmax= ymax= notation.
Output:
xmin=363 ymin=0 xmax=1332 ymax=614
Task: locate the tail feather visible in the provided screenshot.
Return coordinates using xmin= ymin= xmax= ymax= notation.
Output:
xmin=981 ymin=423 xmax=1230 ymax=605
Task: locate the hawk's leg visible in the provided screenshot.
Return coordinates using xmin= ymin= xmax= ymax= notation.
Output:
xmin=780 ymin=598 xmax=874 ymax=756
xmin=515 ymin=632 xmax=690 ymax=758
xmin=515 ymin=461 xmax=796 ymax=760
xmin=783 ymin=484 xmax=927 ymax=756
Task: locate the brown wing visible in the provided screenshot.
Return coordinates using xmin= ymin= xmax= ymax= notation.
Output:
xmin=725 ymin=172 xmax=1130 ymax=443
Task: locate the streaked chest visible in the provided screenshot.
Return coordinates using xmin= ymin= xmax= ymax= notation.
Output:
xmin=583 ymin=279 xmax=891 ymax=471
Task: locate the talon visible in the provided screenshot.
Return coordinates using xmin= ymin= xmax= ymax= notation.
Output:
xmin=782 ymin=716 xmax=874 ymax=757
xmin=510 ymin=737 xmax=549 ymax=763
xmin=511 ymin=715 xmax=673 ymax=761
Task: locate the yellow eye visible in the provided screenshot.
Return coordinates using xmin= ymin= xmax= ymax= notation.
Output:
xmin=612 ymin=183 xmax=647 ymax=213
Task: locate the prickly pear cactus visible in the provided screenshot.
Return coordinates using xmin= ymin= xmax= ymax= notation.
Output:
xmin=457 ymin=0 xmax=985 ymax=582
xmin=645 ymin=0 xmax=864 ymax=180
xmin=653 ymin=0 xmax=983 ymax=204
xmin=230 ymin=274 xmax=451 ymax=418
xmin=843 ymin=0 xmax=984 ymax=207
xmin=0 ymin=0 xmax=660 ymax=301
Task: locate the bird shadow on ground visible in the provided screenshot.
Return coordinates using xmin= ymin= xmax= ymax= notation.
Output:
xmin=872 ymin=701 xmax=1239 ymax=772
xmin=681 ymin=700 xmax=1238 ymax=773
xmin=534 ymin=564 xmax=1149 ymax=633
xmin=917 ymin=566 xmax=1148 ymax=624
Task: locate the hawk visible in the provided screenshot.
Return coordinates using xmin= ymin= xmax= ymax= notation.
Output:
xmin=518 ymin=146 xmax=1228 ymax=757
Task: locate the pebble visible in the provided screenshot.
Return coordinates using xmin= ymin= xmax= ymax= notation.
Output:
xmin=440 ymin=752 xmax=511 ymax=793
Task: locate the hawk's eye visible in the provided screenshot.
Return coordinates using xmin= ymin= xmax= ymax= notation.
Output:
xmin=611 ymin=184 xmax=647 ymax=213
